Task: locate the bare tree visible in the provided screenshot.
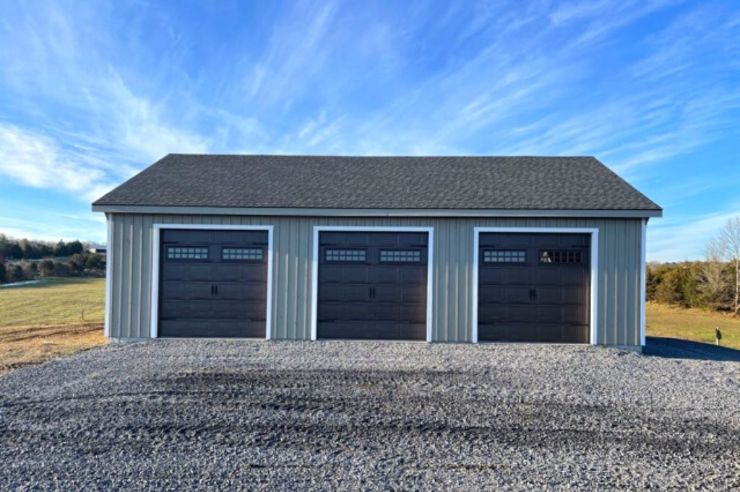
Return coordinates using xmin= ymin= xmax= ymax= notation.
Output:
xmin=715 ymin=217 xmax=740 ymax=315
xmin=700 ymin=238 xmax=729 ymax=309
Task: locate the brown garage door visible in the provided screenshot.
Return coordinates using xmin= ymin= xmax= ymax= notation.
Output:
xmin=159 ymin=229 xmax=268 ymax=338
xmin=317 ymin=231 xmax=428 ymax=340
xmin=478 ymin=233 xmax=590 ymax=343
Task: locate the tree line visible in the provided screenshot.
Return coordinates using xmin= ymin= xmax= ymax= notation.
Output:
xmin=0 ymin=234 xmax=105 ymax=284
xmin=649 ymin=217 xmax=740 ymax=315
xmin=0 ymin=234 xmax=86 ymax=260
xmin=648 ymin=261 xmax=737 ymax=312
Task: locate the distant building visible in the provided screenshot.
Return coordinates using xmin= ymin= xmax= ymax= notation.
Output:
xmin=88 ymin=247 xmax=107 ymax=256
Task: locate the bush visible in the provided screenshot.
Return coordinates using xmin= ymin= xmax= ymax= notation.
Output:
xmin=8 ymin=264 xmax=26 ymax=283
xmin=69 ymin=254 xmax=87 ymax=272
xmin=85 ymin=253 xmax=105 ymax=270
xmin=51 ymin=261 xmax=70 ymax=277
xmin=39 ymin=260 xmax=55 ymax=277
xmin=22 ymin=262 xmax=38 ymax=279
xmin=648 ymin=261 xmax=734 ymax=311
xmin=0 ymin=263 xmax=5 ymax=283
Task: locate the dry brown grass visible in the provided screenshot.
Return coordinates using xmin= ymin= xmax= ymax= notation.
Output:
xmin=0 ymin=278 xmax=106 ymax=374
xmin=0 ymin=322 xmax=105 ymax=374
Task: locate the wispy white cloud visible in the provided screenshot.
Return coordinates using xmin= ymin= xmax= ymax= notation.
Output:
xmin=549 ymin=0 xmax=616 ymax=25
xmin=648 ymin=206 xmax=740 ymax=261
xmin=0 ymin=123 xmax=115 ymax=201
xmin=103 ymin=74 xmax=209 ymax=161
xmin=248 ymin=1 xmax=340 ymax=107
xmin=0 ymin=2 xmax=214 ymax=204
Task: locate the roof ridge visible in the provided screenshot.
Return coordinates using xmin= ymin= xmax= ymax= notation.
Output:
xmin=166 ymin=153 xmax=597 ymax=159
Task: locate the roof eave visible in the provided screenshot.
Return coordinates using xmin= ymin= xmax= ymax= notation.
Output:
xmin=92 ymin=204 xmax=662 ymax=219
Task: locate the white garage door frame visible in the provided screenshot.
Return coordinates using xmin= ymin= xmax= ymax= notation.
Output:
xmin=471 ymin=226 xmax=600 ymax=345
xmin=310 ymin=225 xmax=435 ymax=342
xmin=149 ymin=223 xmax=275 ymax=339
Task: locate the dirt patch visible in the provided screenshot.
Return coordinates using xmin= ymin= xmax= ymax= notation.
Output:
xmin=0 ymin=323 xmax=105 ymax=374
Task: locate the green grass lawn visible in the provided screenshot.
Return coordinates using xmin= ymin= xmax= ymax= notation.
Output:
xmin=0 ymin=277 xmax=105 ymax=327
xmin=646 ymin=302 xmax=740 ymax=350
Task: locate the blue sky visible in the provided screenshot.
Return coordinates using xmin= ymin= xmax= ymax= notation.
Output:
xmin=0 ymin=0 xmax=738 ymax=260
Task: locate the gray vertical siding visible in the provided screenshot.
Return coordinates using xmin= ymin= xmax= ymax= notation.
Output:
xmin=106 ymin=214 xmax=644 ymax=346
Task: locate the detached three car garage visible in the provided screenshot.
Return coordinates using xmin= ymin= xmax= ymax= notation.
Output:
xmin=94 ymin=154 xmax=661 ymax=349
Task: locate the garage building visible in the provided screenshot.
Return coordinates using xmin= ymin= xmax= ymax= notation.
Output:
xmin=93 ymin=155 xmax=661 ymax=349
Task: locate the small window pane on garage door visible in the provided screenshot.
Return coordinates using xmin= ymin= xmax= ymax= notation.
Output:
xmin=159 ymin=229 xmax=268 ymax=338
xmin=318 ymin=231 xmax=428 ymax=340
xmin=478 ymin=233 xmax=590 ymax=343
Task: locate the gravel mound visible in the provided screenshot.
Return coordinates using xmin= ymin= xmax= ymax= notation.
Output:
xmin=0 ymin=340 xmax=738 ymax=490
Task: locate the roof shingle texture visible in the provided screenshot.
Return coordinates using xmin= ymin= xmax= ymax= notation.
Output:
xmin=93 ymin=154 xmax=661 ymax=211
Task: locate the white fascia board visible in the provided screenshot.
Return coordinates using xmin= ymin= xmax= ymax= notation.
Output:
xmin=92 ymin=205 xmax=662 ymax=219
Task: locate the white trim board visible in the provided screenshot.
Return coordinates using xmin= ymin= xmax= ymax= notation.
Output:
xmin=640 ymin=219 xmax=648 ymax=346
xmin=310 ymin=225 xmax=435 ymax=342
xmin=471 ymin=227 xmax=600 ymax=345
xmin=92 ymin=204 xmax=662 ymax=219
xmin=149 ymin=223 xmax=274 ymax=340
xmin=103 ymin=214 xmax=113 ymax=337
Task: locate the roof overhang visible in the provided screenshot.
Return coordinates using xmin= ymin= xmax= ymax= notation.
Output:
xmin=92 ymin=205 xmax=662 ymax=218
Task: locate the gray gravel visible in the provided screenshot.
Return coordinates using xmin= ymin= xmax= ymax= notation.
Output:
xmin=1 ymin=340 xmax=738 ymax=490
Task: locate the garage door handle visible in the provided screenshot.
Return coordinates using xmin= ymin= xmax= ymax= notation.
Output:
xmin=214 ymin=285 xmax=218 ymax=296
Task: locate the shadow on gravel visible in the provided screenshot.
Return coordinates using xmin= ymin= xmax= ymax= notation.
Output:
xmin=644 ymin=336 xmax=740 ymax=362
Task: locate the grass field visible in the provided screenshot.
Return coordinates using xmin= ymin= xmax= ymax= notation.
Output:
xmin=646 ymin=302 xmax=740 ymax=350
xmin=0 ymin=278 xmax=106 ymax=374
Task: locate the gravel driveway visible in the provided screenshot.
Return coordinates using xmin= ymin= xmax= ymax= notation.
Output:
xmin=1 ymin=340 xmax=738 ymax=490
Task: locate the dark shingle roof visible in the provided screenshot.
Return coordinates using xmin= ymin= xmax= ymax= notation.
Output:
xmin=93 ymin=154 xmax=661 ymax=211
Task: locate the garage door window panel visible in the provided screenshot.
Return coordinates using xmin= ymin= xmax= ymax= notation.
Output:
xmin=379 ymin=249 xmax=423 ymax=264
xmin=222 ymin=247 xmax=263 ymax=262
xmin=167 ymin=246 xmax=209 ymax=260
xmin=483 ymin=249 xmax=526 ymax=264
xmin=539 ymin=249 xmax=584 ymax=264
xmin=325 ymin=248 xmax=367 ymax=262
